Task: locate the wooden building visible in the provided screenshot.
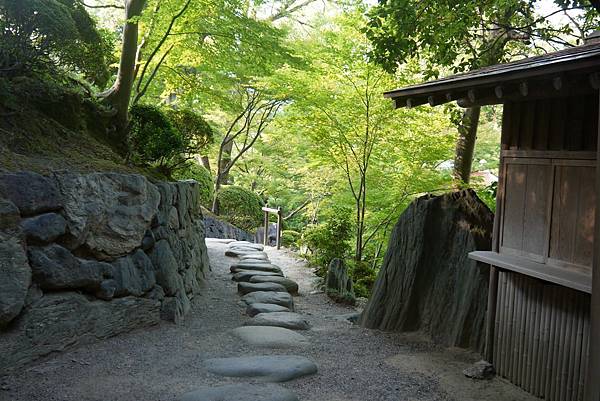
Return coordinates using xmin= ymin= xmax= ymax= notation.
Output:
xmin=384 ymin=41 xmax=600 ymax=401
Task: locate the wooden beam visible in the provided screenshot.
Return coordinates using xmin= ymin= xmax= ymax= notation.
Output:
xmin=553 ymin=76 xmax=563 ymax=91
xmin=589 ymin=72 xmax=600 ymax=90
xmin=428 ymin=95 xmax=446 ymax=107
xmin=584 ymin=90 xmax=600 ymax=401
xmin=467 ymin=89 xmax=477 ymax=103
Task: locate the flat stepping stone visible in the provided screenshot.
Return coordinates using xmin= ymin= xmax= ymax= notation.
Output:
xmin=204 ymin=355 xmax=317 ymax=382
xmin=230 ymin=241 xmax=264 ymax=251
xmin=240 ymin=253 xmax=269 ymax=260
xmin=230 ymin=264 xmax=283 ymax=274
xmin=225 ymin=248 xmax=262 ymax=257
xmin=238 ymin=282 xmax=287 ymax=295
xmin=250 ymin=276 xmax=299 ymax=294
xmin=241 ymin=291 xmax=294 ymax=309
xmin=247 ymin=303 xmax=291 ymax=317
xmin=237 ymin=258 xmax=272 ymax=264
xmin=249 ymin=312 xmax=311 ymax=330
xmin=179 ymin=383 xmax=298 ymax=401
xmin=231 ymin=326 xmax=309 ymax=348
xmin=205 ymin=238 xmax=236 ymax=243
xmin=232 ymin=270 xmax=283 ymax=282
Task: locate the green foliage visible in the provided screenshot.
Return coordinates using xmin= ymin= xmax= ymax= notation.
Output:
xmin=173 ymin=163 xmax=214 ymax=208
xmin=301 ymin=206 xmax=353 ymax=276
xmin=165 ymin=108 xmax=214 ymax=152
xmin=128 ymin=105 xmax=184 ymax=172
xmin=281 ymin=230 xmax=301 ymax=249
xmin=0 ymin=0 xmax=113 ymax=86
xmin=347 ymin=260 xmax=378 ymax=299
xmin=475 ymin=182 xmax=498 ymax=213
xmin=216 ymin=185 xmax=264 ymax=231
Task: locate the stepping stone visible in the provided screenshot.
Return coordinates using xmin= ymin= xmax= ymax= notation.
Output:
xmin=205 ymin=238 xmax=236 ymax=244
xmin=238 ymin=282 xmax=287 ymax=295
xmin=250 ymin=276 xmax=299 ymax=294
xmin=247 ymin=303 xmax=291 ymax=317
xmin=232 ymin=270 xmax=283 ymax=282
xmin=225 ymin=248 xmax=261 ymax=257
xmin=204 ymin=355 xmax=317 ymax=382
xmin=230 ymin=264 xmax=283 ymax=274
xmin=240 ymin=253 xmax=269 ymax=260
xmin=229 ymin=241 xmax=264 ymax=251
xmin=241 ymin=291 xmax=294 ymax=309
xmin=249 ymin=312 xmax=311 ymax=330
xmin=237 ymin=258 xmax=272 ymax=265
xmin=231 ymin=326 xmax=309 ymax=348
xmin=179 ymin=383 xmax=298 ymax=401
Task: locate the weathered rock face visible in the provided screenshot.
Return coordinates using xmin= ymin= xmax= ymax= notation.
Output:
xmin=203 ymin=213 xmax=254 ymax=241
xmin=359 ymin=190 xmax=493 ymax=351
xmin=0 ymin=171 xmax=210 ymax=373
xmin=325 ymin=258 xmax=355 ymax=305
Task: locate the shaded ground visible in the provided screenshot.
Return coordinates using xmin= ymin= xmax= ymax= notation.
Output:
xmin=0 ymin=240 xmax=540 ymax=401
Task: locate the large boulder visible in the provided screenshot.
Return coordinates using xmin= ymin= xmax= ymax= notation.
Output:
xmin=0 ymin=172 xmax=62 ymax=216
xmin=28 ymin=244 xmax=111 ymax=291
xmin=0 ymin=236 xmax=31 ymax=326
xmin=359 ymin=190 xmax=493 ymax=351
xmin=111 ymin=250 xmax=156 ymax=297
xmin=54 ymin=172 xmax=160 ymax=260
xmin=325 ymin=258 xmax=355 ymax=304
xmin=0 ymin=292 xmax=160 ymax=373
xmin=20 ymin=212 xmax=67 ymax=244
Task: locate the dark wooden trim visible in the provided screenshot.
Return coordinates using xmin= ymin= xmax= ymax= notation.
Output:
xmin=501 ymin=150 xmax=597 ymax=160
xmin=584 ymin=90 xmax=600 ymax=401
xmin=469 ymin=251 xmax=592 ymax=293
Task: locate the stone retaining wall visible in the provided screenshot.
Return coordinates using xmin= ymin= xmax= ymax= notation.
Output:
xmin=0 ymin=171 xmax=210 ymax=373
xmin=203 ymin=213 xmax=254 ymax=242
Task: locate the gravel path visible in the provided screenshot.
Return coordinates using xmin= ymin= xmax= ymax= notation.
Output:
xmin=0 ymin=240 xmax=540 ymax=401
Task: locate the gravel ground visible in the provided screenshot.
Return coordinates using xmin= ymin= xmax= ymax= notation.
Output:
xmin=0 ymin=240 xmax=540 ymax=401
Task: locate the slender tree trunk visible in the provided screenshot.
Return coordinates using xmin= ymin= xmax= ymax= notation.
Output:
xmin=100 ymin=0 xmax=146 ymax=142
xmin=201 ymin=155 xmax=211 ymax=171
xmin=218 ymin=140 xmax=234 ymax=185
xmin=453 ymin=106 xmax=481 ymax=185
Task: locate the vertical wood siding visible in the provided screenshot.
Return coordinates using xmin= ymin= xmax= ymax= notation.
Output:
xmin=494 ymin=271 xmax=590 ymax=401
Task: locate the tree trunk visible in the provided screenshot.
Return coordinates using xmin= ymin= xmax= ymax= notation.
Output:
xmin=218 ymin=140 xmax=234 ymax=186
xmin=100 ymin=0 xmax=146 ymax=141
xmin=453 ymin=106 xmax=481 ymax=185
xmin=201 ymin=155 xmax=211 ymax=171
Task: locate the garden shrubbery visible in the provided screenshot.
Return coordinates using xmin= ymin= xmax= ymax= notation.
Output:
xmin=128 ymin=105 xmax=214 ymax=177
xmin=173 ymin=163 xmax=214 ymax=208
xmin=216 ymin=185 xmax=264 ymax=231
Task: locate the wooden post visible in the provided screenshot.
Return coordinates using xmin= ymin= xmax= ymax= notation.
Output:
xmin=584 ymin=91 xmax=600 ymax=401
xmin=276 ymin=207 xmax=282 ymax=250
xmin=263 ymin=209 xmax=268 ymax=246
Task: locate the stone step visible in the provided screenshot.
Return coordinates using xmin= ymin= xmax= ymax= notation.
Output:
xmin=230 ymin=264 xmax=283 ymax=275
xmin=248 ymin=312 xmax=311 ymax=330
xmin=238 ymin=282 xmax=287 ymax=295
xmin=232 ymin=270 xmax=283 ymax=282
xmin=179 ymin=383 xmax=298 ymax=401
xmin=204 ymin=355 xmax=317 ymax=382
xmin=231 ymin=326 xmax=309 ymax=348
xmin=229 ymin=241 xmax=265 ymax=251
xmin=241 ymin=291 xmax=294 ymax=309
xmin=239 ymin=253 xmax=269 ymax=261
xmin=246 ymin=303 xmax=291 ymax=317
xmin=249 ymin=276 xmax=298 ymax=295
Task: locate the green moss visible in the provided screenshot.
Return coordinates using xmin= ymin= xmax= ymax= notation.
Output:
xmin=217 ymin=185 xmax=264 ymax=231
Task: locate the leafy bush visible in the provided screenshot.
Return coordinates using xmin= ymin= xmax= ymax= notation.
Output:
xmin=281 ymin=230 xmax=301 ymax=249
xmin=475 ymin=181 xmax=497 ymax=212
xmin=173 ymin=163 xmax=214 ymax=208
xmin=165 ymin=108 xmax=214 ymax=152
xmin=347 ymin=260 xmax=378 ymax=298
xmin=128 ymin=105 xmax=183 ymax=171
xmin=217 ymin=185 xmax=264 ymax=231
xmin=0 ymin=0 xmax=113 ymax=86
xmin=300 ymin=205 xmax=353 ymax=276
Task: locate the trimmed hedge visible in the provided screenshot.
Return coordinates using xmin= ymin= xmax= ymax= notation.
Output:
xmin=217 ymin=185 xmax=263 ymax=231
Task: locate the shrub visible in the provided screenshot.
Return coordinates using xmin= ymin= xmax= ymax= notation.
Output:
xmin=0 ymin=0 xmax=113 ymax=86
xmin=173 ymin=163 xmax=214 ymax=208
xmin=217 ymin=185 xmax=264 ymax=231
xmin=347 ymin=260 xmax=378 ymax=298
xmin=128 ymin=105 xmax=183 ymax=172
xmin=165 ymin=108 xmax=214 ymax=152
xmin=281 ymin=230 xmax=301 ymax=249
xmin=300 ymin=205 xmax=353 ymax=276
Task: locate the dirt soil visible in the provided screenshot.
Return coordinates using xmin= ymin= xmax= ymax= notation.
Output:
xmin=0 ymin=240 xmax=541 ymax=401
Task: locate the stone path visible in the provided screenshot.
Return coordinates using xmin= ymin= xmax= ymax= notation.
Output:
xmin=0 ymin=238 xmax=543 ymax=401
